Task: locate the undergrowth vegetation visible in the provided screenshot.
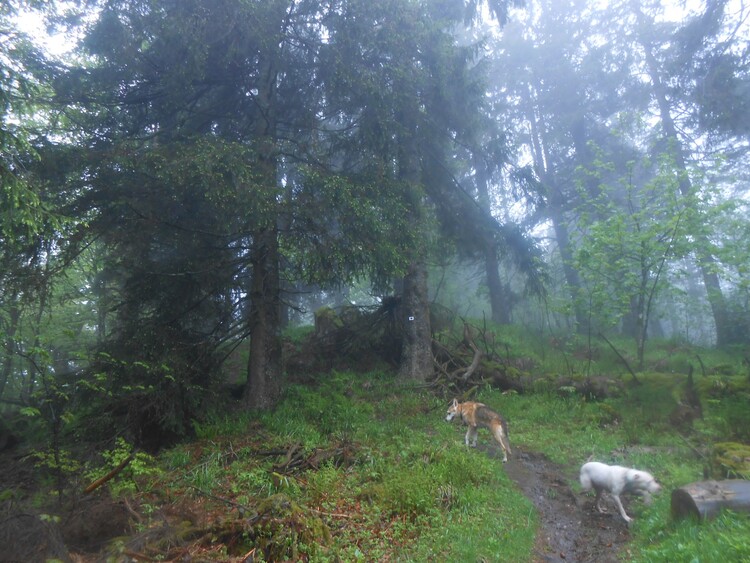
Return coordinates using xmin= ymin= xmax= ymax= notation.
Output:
xmin=176 ymin=372 xmax=537 ymax=561
xmin=78 ymin=360 xmax=748 ymax=561
xmin=5 ymin=328 xmax=750 ymax=561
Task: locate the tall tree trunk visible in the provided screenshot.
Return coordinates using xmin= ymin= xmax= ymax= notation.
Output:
xmin=484 ymin=244 xmax=510 ymax=324
xmin=474 ymin=154 xmax=511 ymax=324
xmin=635 ymin=5 xmax=733 ymax=346
xmin=243 ymin=226 xmax=282 ymax=409
xmin=548 ymin=199 xmax=588 ymax=333
xmin=527 ymin=95 xmax=589 ymax=334
xmin=396 ymin=102 xmax=432 ymax=382
xmin=25 ymin=280 xmax=49 ymax=402
xmin=398 ymin=257 xmax=433 ymax=382
xmin=93 ymin=267 xmax=109 ymax=345
xmin=0 ymin=299 xmax=20 ymax=400
xmin=242 ymin=36 xmax=283 ymax=408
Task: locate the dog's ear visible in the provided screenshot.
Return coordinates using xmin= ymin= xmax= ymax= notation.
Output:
xmin=451 ymin=398 xmax=458 ymax=407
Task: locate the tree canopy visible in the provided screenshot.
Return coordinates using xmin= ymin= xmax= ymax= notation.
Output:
xmin=1 ymin=0 xmax=749 ymax=446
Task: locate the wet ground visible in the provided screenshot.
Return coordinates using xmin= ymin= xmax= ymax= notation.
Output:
xmin=1 ymin=440 xmax=637 ymax=562
xmin=498 ymin=446 xmax=632 ymax=562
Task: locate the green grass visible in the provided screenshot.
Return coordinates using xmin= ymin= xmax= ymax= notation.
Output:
xmin=145 ymin=373 xmax=536 ymax=561
xmin=450 ymin=379 xmax=750 ymax=563
xmin=132 ymin=365 xmax=750 ymax=561
xmin=632 ymin=510 xmax=750 ymax=562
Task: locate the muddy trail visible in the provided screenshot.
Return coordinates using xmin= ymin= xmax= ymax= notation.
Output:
xmin=488 ymin=445 xmax=632 ymax=562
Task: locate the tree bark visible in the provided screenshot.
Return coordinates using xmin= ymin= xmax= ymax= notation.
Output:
xmin=474 ymin=154 xmax=511 ymax=324
xmin=242 ymin=30 xmax=284 ymax=409
xmin=243 ymin=227 xmax=282 ymax=409
xmin=527 ymin=95 xmax=589 ymax=334
xmin=395 ymin=86 xmax=433 ymax=382
xmin=484 ymin=244 xmax=510 ymax=324
xmin=0 ymin=299 xmax=20 ymax=400
xmin=398 ymin=257 xmax=433 ymax=382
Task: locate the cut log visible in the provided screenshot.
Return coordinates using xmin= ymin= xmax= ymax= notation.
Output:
xmin=671 ymin=480 xmax=750 ymax=521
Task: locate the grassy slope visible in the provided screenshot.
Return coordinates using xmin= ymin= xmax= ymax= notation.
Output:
xmin=93 ymin=329 xmax=750 ymax=561
xmin=173 ymin=373 xmax=537 ymax=561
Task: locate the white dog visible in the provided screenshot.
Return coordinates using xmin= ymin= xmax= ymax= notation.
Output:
xmin=579 ymin=461 xmax=661 ymax=523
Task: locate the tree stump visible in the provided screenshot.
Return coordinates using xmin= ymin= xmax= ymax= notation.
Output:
xmin=671 ymin=480 xmax=750 ymax=521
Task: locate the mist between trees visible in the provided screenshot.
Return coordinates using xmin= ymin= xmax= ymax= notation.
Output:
xmin=1 ymin=0 xmax=749 ymax=443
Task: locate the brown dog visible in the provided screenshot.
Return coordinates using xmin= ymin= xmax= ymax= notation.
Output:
xmin=445 ymin=399 xmax=511 ymax=462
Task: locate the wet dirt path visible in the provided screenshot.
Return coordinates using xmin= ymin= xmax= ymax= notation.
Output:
xmin=489 ymin=446 xmax=632 ymax=562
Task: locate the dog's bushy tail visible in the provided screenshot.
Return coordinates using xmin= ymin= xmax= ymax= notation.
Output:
xmin=493 ymin=425 xmax=512 ymax=456
xmin=579 ymin=467 xmax=592 ymax=491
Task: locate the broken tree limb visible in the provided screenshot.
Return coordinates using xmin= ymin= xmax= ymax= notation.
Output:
xmin=598 ymin=332 xmax=639 ymax=384
xmin=671 ymin=480 xmax=750 ymax=521
xmin=84 ymin=453 xmax=135 ymax=495
xmin=461 ymin=322 xmax=483 ymax=381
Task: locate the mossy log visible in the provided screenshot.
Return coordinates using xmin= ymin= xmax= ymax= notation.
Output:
xmin=671 ymin=480 xmax=750 ymax=521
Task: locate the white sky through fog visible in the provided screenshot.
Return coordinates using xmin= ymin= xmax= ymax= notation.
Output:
xmin=14 ymin=0 xmax=743 ymax=59
xmin=13 ymin=3 xmax=82 ymax=59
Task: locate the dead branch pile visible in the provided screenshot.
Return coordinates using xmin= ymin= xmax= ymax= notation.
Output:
xmin=0 ymin=506 xmax=71 ymax=562
xmin=270 ymin=440 xmax=358 ymax=475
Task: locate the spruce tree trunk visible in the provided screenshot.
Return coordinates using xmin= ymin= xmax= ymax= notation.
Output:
xmin=398 ymin=257 xmax=433 ymax=382
xmin=393 ymin=84 xmax=433 ymax=382
xmin=485 ymin=244 xmax=510 ymax=324
xmin=474 ymin=154 xmax=511 ymax=324
xmin=243 ymin=227 xmax=282 ymax=409
xmin=543 ymin=194 xmax=590 ymax=334
xmin=242 ymin=40 xmax=283 ymax=409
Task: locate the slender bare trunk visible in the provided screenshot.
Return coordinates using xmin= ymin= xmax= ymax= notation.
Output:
xmin=0 ymin=299 xmax=20 ymax=400
xmin=635 ymin=4 xmax=732 ymax=346
xmin=527 ymin=95 xmax=588 ymax=333
xmin=474 ymin=155 xmax=511 ymax=324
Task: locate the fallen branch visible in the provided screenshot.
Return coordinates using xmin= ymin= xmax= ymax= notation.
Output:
xmin=273 ymin=441 xmax=357 ymax=474
xmin=676 ymin=433 xmax=708 ymax=462
xmin=84 ymin=453 xmax=135 ymax=495
xmin=461 ymin=335 xmax=483 ymax=381
xmin=309 ymin=507 xmax=353 ymax=519
xmin=123 ymin=497 xmax=144 ymax=524
xmin=190 ymin=486 xmax=257 ymax=519
xmin=598 ymin=332 xmax=639 ymax=384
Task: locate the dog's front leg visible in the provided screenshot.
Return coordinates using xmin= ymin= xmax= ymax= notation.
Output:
xmin=612 ymin=494 xmax=632 ymax=523
xmin=465 ymin=426 xmax=478 ymax=447
xmin=470 ymin=426 xmax=479 ymax=447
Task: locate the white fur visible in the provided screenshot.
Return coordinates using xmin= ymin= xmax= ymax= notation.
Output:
xmin=579 ymin=461 xmax=661 ymax=523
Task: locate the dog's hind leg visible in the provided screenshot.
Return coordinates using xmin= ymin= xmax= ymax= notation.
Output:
xmin=594 ymin=488 xmax=607 ymax=513
xmin=492 ymin=426 xmax=510 ymax=462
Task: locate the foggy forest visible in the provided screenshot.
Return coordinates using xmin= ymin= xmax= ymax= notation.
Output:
xmin=2 ymin=0 xmax=750 ymax=561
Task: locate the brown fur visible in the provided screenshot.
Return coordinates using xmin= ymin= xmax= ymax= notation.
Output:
xmin=445 ymin=399 xmax=511 ymax=462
